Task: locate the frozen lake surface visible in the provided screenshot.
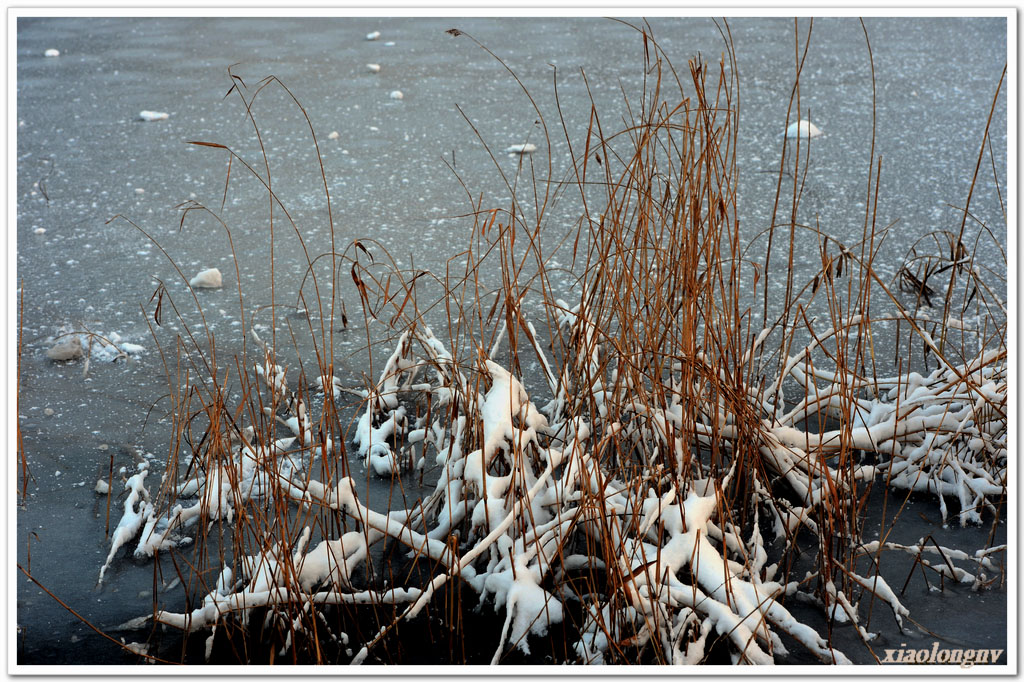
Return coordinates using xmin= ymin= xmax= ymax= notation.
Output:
xmin=15 ymin=16 xmax=1007 ymax=665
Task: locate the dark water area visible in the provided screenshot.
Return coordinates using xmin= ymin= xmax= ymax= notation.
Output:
xmin=15 ymin=15 xmax=1008 ymax=667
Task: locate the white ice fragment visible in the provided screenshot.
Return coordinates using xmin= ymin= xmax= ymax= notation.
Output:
xmin=366 ymin=63 xmax=381 ymax=73
xmin=189 ymin=268 xmax=222 ymax=289
xmin=47 ymin=336 xmax=83 ymax=361
xmin=95 ymin=479 xmax=110 ymax=495
xmin=327 ymin=131 xmax=340 ymax=140
xmin=138 ymin=110 xmax=169 ymax=122
xmin=115 ymin=615 xmax=152 ymax=631
xmin=505 ymin=143 xmax=537 ymax=154
xmin=488 ymin=561 xmax=564 ymax=660
xmin=44 ymin=48 xmax=60 ymax=57
xmin=366 ymin=31 xmax=381 ymax=40
xmin=847 ymin=571 xmax=910 ymax=632
xmin=33 ymin=227 xmax=46 ymax=235
xmin=134 ymin=187 xmax=145 ymax=195
xmin=99 ymin=464 xmax=151 ymax=583
xmin=783 ymin=120 xmax=822 ymax=139
xmin=368 ymin=441 xmax=400 ymax=477
xmin=315 ymin=373 xmax=343 ymax=400
xmin=122 ymin=639 xmax=150 ymax=658
xmin=389 ymin=90 xmax=404 ymax=100
xmin=296 ymin=532 xmax=367 ymax=591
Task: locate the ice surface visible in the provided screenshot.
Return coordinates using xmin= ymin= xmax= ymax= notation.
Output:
xmin=16 ymin=15 xmax=1007 ymax=665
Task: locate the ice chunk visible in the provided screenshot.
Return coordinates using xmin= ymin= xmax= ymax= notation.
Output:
xmin=783 ymin=120 xmax=822 ymax=139
xmin=368 ymin=442 xmax=399 ymax=476
xmin=366 ymin=30 xmax=381 ymax=40
xmin=46 ymin=336 xmax=83 ymax=361
xmin=99 ymin=464 xmax=152 ymax=583
xmin=138 ymin=110 xmax=169 ymax=122
xmin=190 ymin=268 xmax=222 ymax=289
xmin=505 ymin=143 xmax=537 ymax=154
xmin=121 ymin=639 xmax=150 ymax=659
xmin=44 ymin=48 xmax=60 ymax=57
xmin=390 ymin=90 xmax=404 ymax=100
